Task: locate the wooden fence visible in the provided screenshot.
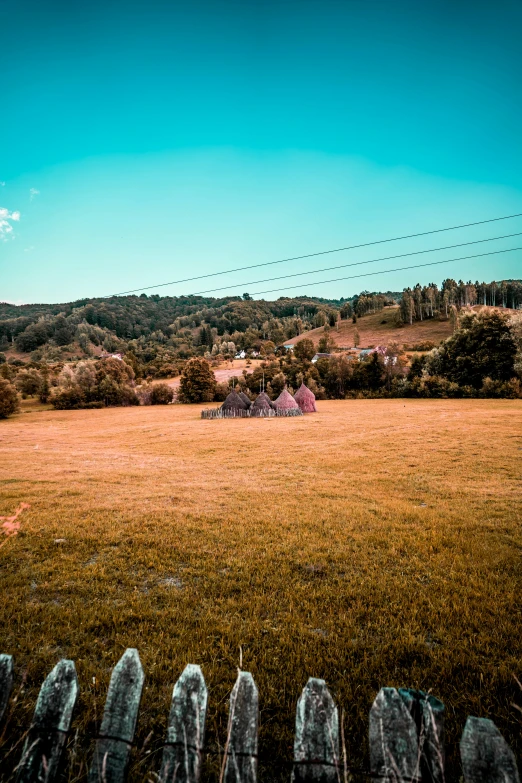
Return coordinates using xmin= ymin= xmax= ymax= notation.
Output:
xmin=0 ymin=649 xmax=519 ymax=783
xmin=201 ymin=408 xmax=303 ymax=419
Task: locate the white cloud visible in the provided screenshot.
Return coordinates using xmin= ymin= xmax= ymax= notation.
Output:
xmin=29 ymin=188 xmax=40 ymax=201
xmin=24 ymin=246 xmax=35 ymax=252
xmin=0 ymin=206 xmax=21 ymax=240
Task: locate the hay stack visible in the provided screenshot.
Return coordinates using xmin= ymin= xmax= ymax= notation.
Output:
xmin=251 ymin=393 xmax=273 ymax=416
xmin=273 ymin=388 xmax=300 ymax=411
xmin=294 ymin=382 xmax=317 ymax=413
xmin=256 ymin=391 xmax=275 ymax=409
xmin=221 ymin=391 xmax=248 ymax=412
xmin=238 ymin=391 xmax=252 ymax=408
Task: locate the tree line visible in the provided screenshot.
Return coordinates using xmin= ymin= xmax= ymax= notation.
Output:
xmin=398 ymin=278 xmax=522 ymax=325
xmin=3 ymin=308 xmax=519 ymax=418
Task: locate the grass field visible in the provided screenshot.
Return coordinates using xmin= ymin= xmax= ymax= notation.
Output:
xmin=1 ymin=400 xmax=521 ymax=780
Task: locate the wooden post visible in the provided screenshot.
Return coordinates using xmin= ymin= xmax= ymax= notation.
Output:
xmin=369 ymin=687 xmax=421 ymax=783
xmin=88 ymin=648 xmax=144 ymax=783
xmin=0 ymin=653 xmax=14 ymax=724
xmin=460 ymin=716 xmax=520 ymax=783
xmin=160 ymin=664 xmax=208 ymax=783
xmin=293 ymin=677 xmax=339 ymax=783
xmin=16 ymin=659 xmax=78 ymax=783
xmin=223 ymin=671 xmax=258 ymax=783
xmin=398 ymin=688 xmax=445 ymax=783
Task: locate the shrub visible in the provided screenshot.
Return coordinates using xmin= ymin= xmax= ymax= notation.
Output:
xmin=213 ymin=382 xmax=230 ymax=402
xmin=149 ymin=383 xmax=175 ymax=405
xmin=98 ymin=377 xmax=139 ymax=406
xmin=479 ymin=377 xmax=522 ymax=399
xmin=409 ymin=340 xmax=437 ymax=351
xmin=408 ymin=355 xmax=427 ymax=379
xmin=51 ymin=386 xmax=86 ymax=410
xmin=0 ymin=379 xmax=20 ymax=418
xmin=15 ymin=369 xmax=42 ymax=397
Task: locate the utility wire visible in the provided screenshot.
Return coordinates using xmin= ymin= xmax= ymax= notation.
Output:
xmin=107 ymin=211 xmax=522 ymax=297
xmin=190 ymin=231 xmax=522 ymax=296
xmin=246 ymin=246 xmax=522 ymax=297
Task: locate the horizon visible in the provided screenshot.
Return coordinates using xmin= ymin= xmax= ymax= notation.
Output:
xmin=2 ymin=0 xmax=522 ymax=304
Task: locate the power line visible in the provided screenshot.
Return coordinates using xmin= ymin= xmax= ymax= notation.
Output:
xmin=190 ymin=231 xmax=522 ymax=296
xmin=106 ymin=211 xmax=522 ymax=297
xmin=247 ymin=246 xmax=522 ymax=297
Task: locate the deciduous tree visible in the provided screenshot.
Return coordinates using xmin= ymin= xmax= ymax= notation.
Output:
xmin=178 ymin=357 xmax=216 ymax=403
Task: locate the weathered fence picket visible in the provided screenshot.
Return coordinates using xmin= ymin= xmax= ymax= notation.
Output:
xmin=398 ymin=688 xmax=445 ymax=783
xmin=223 ymin=671 xmax=259 ymax=783
xmin=88 ymin=648 xmax=144 ymax=783
xmin=460 ymin=716 xmax=520 ymax=783
xmin=293 ymin=677 xmax=339 ymax=783
xmin=0 ymin=653 xmax=14 ymax=723
xmin=0 ymin=648 xmax=519 ymax=783
xmin=16 ymin=659 xmax=78 ymax=783
xmin=369 ymin=687 xmax=421 ymax=783
xmin=159 ymin=664 xmax=208 ymax=783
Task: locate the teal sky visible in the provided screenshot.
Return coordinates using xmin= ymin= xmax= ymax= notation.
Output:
xmin=2 ymin=0 xmax=522 ymax=304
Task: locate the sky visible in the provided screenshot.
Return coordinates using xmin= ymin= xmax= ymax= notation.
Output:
xmin=1 ymin=0 xmax=522 ymax=305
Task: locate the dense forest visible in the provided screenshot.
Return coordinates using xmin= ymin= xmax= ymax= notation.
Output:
xmin=0 ymin=291 xmax=396 ymax=373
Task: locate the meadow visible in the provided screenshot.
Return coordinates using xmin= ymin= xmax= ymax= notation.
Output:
xmin=0 ymin=400 xmax=521 ymax=780
xmin=286 ymin=306 xmax=454 ymax=349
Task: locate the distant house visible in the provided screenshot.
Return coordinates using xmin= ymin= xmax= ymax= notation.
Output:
xmin=283 ymin=344 xmax=294 ymax=351
xmin=235 ymin=350 xmax=247 ymax=359
xmin=311 ymin=353 xmax=331 ymax=363
xmin=101 ymin=352 xmax=124 ymax=361
xmin=358 ymin=346 xmax=396 ymax=364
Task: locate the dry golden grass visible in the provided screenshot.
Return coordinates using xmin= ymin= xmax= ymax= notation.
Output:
xmin=1 ymin=400 xmax=521 ymax=780
xmin=288 ymin=305 xmax=521 ymax=351
xmin=287 ymin=306 xmax=453 ymax=349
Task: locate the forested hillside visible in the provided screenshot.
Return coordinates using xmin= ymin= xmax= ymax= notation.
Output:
xmin=1 ymin=278 xmax=520 ymax=377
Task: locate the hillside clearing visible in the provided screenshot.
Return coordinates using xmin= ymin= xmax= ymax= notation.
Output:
xmin=286 ymin=304 xmax=519 ymax=350
xmin=0 ymin=400 xmax=521 ymax=780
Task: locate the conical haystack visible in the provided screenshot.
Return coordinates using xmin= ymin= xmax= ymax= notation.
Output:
xmin=221 ymin=391 xmax=248 ymax=412
xmin=294 ymin=382 xmax=317 ymax=413
xmin=273 ymin=388 xmax=299 ymax=410
xmin=256 ymin=390 xmax=275 ymax=409
xmin=239 ymin=391 xmax=252 ymax=408
xmin=251 ymin=393 xmax=273 ymax=416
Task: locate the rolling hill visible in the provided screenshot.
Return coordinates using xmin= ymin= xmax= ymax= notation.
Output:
xmin=285 ymin=305 xmax=519 ymax=351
